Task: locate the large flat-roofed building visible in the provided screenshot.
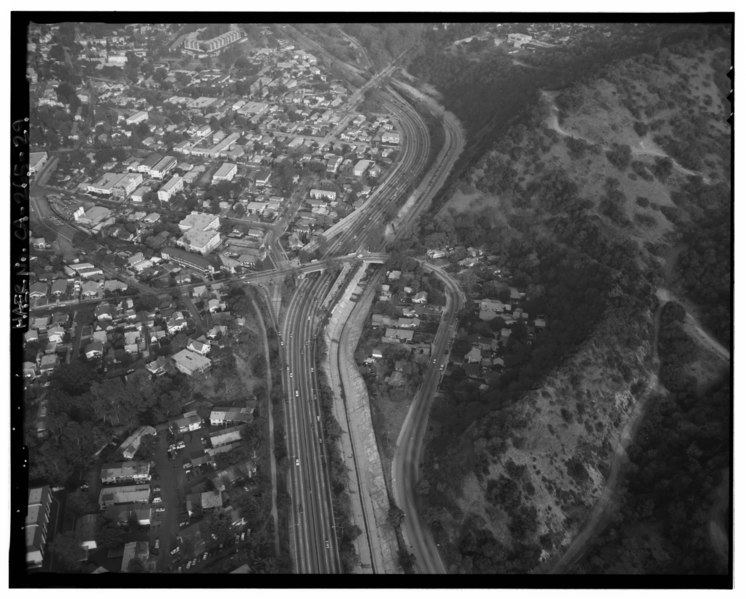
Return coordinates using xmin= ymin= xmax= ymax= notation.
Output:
xmin=178 ymin=228 xmax=221 ymax=255
xmin=172 ymin=348 xmax=212 ymax=376
xmin=26 ymin=486 xmax=53 ymax=568
xmin=179 ymin=211 xmax=220 ymax=233
xmin=98 ymin=484 xmax=151 ymax=509
xmin=112 ymin=172 xmax=144 ymax=198
xmin=157 ymin=174 xmax=183 ymax=202
xmin=137 ymin=152 xmax=163 ymax=175
xmin=212 ymin=162 xmax=237 ymax=184
xmin=151 ymin=155 xmax=177 ymax=179
xmin=75 ymin=205 xmax=112 ymax=228
xmin=177 ymin=211 xmax=221 ymax=254
xmin=161 ymin=247 xmax=215 ymax=276
xmin=100 ymin=461 xmax=151 ymax=485
xmin=353 ymin=159 xmax=371 ymax=177
xmin=184 ymin=29 xmax=244 ymax=55
xmin=130 ymin=186 xmax=150 ymax=203
xmin=87 ymin=172 xmax=126 ymax=195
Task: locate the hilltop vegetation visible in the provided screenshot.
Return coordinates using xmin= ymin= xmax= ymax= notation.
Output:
xmin=402 ymin=25 xmax=731 ymax=574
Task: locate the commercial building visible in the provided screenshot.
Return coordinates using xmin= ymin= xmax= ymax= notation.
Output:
xmin=26 ymin=486 xmax=53 ymax=568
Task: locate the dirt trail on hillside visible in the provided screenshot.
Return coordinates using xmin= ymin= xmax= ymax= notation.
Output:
xmin=541 ymin=91 xmax=709 ymax=183
xmin=655 ymin=288 xmax=730 ymax=362
xmin=546 ymin=300 xmax=665 ymax=574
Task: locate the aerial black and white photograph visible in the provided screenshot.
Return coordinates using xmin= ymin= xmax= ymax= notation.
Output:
xmin=9 ymin=9 xmax=734 ymax=588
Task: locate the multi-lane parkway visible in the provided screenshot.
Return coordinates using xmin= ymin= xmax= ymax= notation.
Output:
xmin=281 ymin=272 xmax=341 ymax=573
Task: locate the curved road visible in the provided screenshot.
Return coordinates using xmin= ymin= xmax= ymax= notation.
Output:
xmin=391 ymin=263 xmax=465 ymax=574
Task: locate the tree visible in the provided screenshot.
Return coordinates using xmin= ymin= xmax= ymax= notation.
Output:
xmin=95 ymin=516 xmax=127 ymax=550
xmin=49 ymin=44 xmax=66 ymax=62
xmin=388 ymin=504 xmax=405 ymax=527
xmin=55 ymin=81 xmax=80 ymax=111
xmin=49 ymin=532 xmax=86 ymax=572
xmin=153 ymin=67 xmax=168 ymax=83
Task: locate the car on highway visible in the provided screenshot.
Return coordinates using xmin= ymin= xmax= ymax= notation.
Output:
xmin=295 ymin=390 xmax=299 ymax=397
xmin=325 ymin=539 xmax=330 ymax=549
xmin=295 ymin=457 xmax=300 ymax=467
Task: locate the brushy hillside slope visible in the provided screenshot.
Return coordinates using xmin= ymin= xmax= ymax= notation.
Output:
xmin=417 ymin=31 xmax=731 ymax=574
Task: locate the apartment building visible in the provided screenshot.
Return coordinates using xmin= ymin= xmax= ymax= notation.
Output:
xmin=212 ymin=162 xmax=237 ymax=184
xmin=157 ymin=174 xmax=183 ymax=202
xmin=26 ymin=486 xmax=53 ymax=568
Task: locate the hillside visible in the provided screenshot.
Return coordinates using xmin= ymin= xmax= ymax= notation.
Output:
xmin=411 ymin=28 xmax=731 ymax=574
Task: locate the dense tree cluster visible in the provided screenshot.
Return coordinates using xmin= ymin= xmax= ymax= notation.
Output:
xmin=571 ymin=375 xmax=730 ymax=575
xmin=26 ymin=361 xmax=190 ymax=488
